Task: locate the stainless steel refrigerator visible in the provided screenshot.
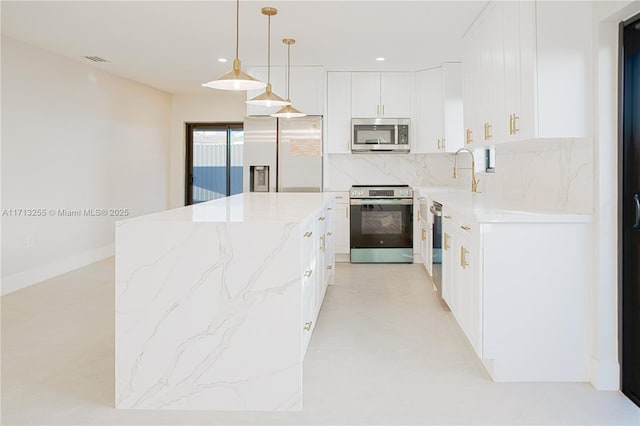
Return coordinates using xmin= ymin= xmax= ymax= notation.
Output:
xmin=243 ymin=116 xmax=323 ymax=193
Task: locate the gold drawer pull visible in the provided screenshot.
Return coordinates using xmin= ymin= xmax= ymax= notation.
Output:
xmin=304 ymin=231 xmax=313 ymax=238
xmin=304 ymin=270 xmax=313 ymax=278
xmin=304 ymin=321 xmax=312 ymax=331
xmin=465 ymin=129 xmax=473 ymax=144
xmin=421 ymin=228 xmax=426 ymax=241
xmin=444 ymin=233 xmax=450 ymax=250
xmin=512 ymin=114 xmax=520 ymax=133
xmin=327 ymin=265 xmax=333 ymax=270
xmin=460 ymin=246 xmax=469 ymax=269
xmin=461 ymin=225 xmax=471 ymax=231
xmin=318 ymin=216 xmax=325 ymax=221
xmin=484 ymin=122 xmax=493 ymax=140
xmin=444 ymin=215 xmax=452 ymax=220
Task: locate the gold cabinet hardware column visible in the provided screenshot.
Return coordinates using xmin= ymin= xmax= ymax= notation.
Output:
xmin=465 ymin=129 xmax=473 ymax=144
xmin=460 ymin=246 xmax=469 ymax=268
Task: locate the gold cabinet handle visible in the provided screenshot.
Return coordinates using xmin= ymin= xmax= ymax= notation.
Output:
xmin=465 ymin=129 xmax=473 ymax=144
xmin=318 ymin=216 xmax=325 ymax=221
xmin=444 ymin=233 xmax=450 ymax=250
xmin=327 ymin=265 xmax=333 ymax=270
xmin=441 ymin=138 xmax=446 ymax=149
xmin=304 ymin=269 xmax=313 ymax=278
xmin=304 ymin=321 xmax=312 ymax=331
xmin=513 ymin=114 xmax=520 ymax=134
xmin=460 ymin=246 xmax=469 ymax=269
xmin=437 ymin=138 xmax=441 ymax=150
xmin=382 ymin=104 xmax=385 ymax=116
xmin=320 ymin=235 xmax=326 ymax=253
xmin=304 ymin=231 xmax=313 ymax=238
xmin=509 ymin=114 xmax=514 ymax=135
xmin=328 ymin=207 xmax=333 ymax=211
xmin=327 ymin=232 xmax=333 ymax=236
xmin=484 ymin=122 xmax=493 ymax=140
xmin=460 ymin=225 xmax=471 ymax=231
xmin=444 ymin=215 xmax=452 ymax=220
xmin=421 ymin=228 xmax=426 ymax=241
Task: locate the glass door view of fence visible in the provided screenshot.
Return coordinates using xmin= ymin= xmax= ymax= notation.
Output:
xmin=186 ymin=123 xmax=243 ymax=205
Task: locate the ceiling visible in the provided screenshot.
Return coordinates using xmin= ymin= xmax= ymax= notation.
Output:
xmin=1 ymin=1 xmax=488 ymax=95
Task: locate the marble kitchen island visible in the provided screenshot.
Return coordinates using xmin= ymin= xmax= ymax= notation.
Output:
xmin=115 ymin=193 xmax=335 ymax=411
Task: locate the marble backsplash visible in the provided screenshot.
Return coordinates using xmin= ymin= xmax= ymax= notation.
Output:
xmin=483 ymin=139 xmax=594 ymax=214
xmin=325 ymin=153 xmax=466 ymax=191
xmin=325 ymin=138 xmax=594 ymax=214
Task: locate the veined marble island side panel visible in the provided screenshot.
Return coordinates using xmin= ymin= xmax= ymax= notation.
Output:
xmin=115 ymin=193 xmax=335 ymax=411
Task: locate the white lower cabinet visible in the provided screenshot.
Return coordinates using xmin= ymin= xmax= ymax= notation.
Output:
xmin=441 ymin=208 xmax=456 ymax=309
xmin=440 ymin=204 xmax=590 ymax=382
xmin=416 ymin=197 xmax=433 ymax=275
xmin=301 ymin=198 xmax=336 ymax=355
xmin=331 ymin=192 xmax=350 ymax=259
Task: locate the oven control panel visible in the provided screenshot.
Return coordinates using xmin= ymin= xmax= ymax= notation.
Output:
xmin=350 ymin=186 xmax=413 ymax=198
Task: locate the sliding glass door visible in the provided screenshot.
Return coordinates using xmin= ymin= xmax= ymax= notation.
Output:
xmin=185 ymin=123 xmax=243 ymax=205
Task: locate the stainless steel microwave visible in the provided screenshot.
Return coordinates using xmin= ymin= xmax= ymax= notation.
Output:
xmin=351 ymin=118 xmax=410 ymax=153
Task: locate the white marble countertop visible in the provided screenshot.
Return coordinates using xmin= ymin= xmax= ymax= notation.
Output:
xmin=415 ymin=187 xmax=592 ymax=224
xmin=120 ymin=192 xmax=335 ymax=224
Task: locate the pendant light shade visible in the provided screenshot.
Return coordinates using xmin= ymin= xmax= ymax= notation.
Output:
xmin=202 ymin=0 xmax=266 ymax=91
xmin=272 ymin=38 xmax=306 ymax=118
xmin=271 ymin=104 xmax=305 ymax=118
xmin=247 ymin=7 xmax=289 ymax=107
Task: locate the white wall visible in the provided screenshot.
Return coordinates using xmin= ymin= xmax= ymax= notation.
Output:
xmin=1 ymin=36 xmax=172 ymax=295
xmin=170 ymin=92 xmax=247 ymax=208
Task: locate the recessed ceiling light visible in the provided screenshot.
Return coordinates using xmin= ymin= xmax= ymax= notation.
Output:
xmin=218 ymin=58 xmax=228 ymax=63
xmin=376 ymin=57 xmax=385 ymax=62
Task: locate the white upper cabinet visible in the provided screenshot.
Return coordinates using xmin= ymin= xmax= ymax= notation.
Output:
xmin=327 ymin=72 xmax=352 ymax=154
xmin=442 ymin=63 xmax=464 ymax=153
xmin=414 ymin=63 xmax=463 ymax=153
xmin=246 ymin=66 xmax=325 ymax=116
xmin=463 ymin=0 xmax=590 ymax=147
xmin=414 ymin=68 xmax=443 ymax=153
xmin=351 ymin=72 xmax=412 ymax=118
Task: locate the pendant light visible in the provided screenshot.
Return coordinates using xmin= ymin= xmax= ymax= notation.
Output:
xmin=202 ymin=0 xmax=266 ymax=91
xmin=271 ymin=38 xmax=306 ymax=118
xmin=246 ymin=7 xmax=289 ymax=107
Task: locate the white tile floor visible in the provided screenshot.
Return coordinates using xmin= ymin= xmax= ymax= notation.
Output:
xmin=2 ymin=258 xmax=639 ymax=426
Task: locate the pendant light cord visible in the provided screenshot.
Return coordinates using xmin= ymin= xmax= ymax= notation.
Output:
xmin=235 ymin=0 xmax=240 ymax=59
xmin=286 ymin=42 xmax=290 ymax=99
xmin=267 ymin=14 xmax=271 ymax=84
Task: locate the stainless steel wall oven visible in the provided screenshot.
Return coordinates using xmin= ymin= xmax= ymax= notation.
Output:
xmin=350 ymin=185 xmax=413 ymax=263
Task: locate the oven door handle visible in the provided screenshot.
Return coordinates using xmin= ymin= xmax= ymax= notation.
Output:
xmin=350 ymin=198 xmax=414 ymax=205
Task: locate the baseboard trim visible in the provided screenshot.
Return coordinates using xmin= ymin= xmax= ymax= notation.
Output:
xmin=590 ymin=357 xmax=620 ymax=390
xmin=1 ymin=244 xmax=114 ymax=296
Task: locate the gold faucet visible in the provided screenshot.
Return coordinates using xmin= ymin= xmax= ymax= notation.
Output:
xmin=453 ymin=148 xmax=480 ymax=193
